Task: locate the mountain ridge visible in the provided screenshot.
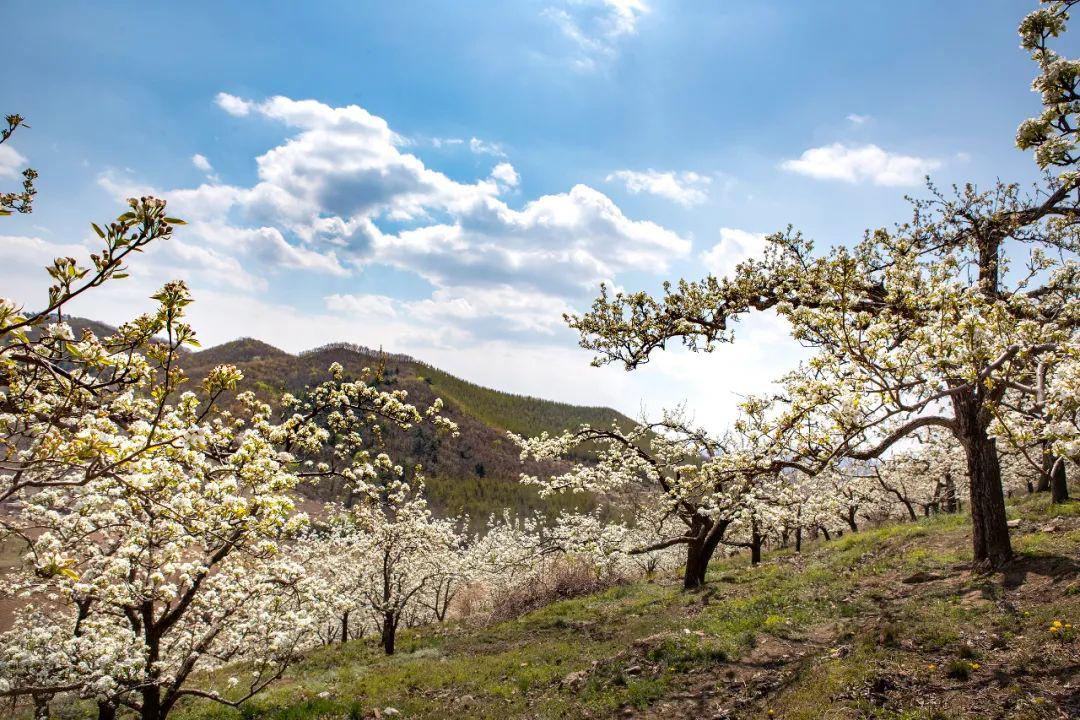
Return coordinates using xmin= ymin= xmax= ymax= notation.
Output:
xmin=59 ymin=317 xmax=634 ymax=527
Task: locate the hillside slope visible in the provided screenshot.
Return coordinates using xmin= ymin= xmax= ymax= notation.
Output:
xmin=168 ymin=492 xmax=1079 ymax=720
xmin=58 ymin=319 xmax=636 ymax=527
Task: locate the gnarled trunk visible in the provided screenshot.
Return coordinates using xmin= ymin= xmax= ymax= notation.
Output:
xmin=949 ymin=388 xmax=1012 ymax=569
xmin=682 ymin=517 xmax=725 ymax=589
xmin=956 ymin=416 xmax=1012 ymax=568
xmin=845 ymin=508 xmax=859 ymax=533
xmin=380 ymin=610 xmax=398 ymax=655
xmin=341 ymin=610 xmax=350 ymax=644
xmin=1046 ymin=454 xmax=1069 ymax=504
xmin=749 ymin=530 xmax=763 ymax=565
xmin=943 ymin=471 xmax=958 ymax=513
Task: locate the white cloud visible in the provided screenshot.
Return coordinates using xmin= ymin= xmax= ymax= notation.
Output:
xmin=0 ymin=144 xmax=27 ymax=178
xmin=490 ymin=162 xmax=520 ymax=188
xmin=0 ymin=235 xmax=90 ymax=306
xmin=469 ymin=137 xmax=506 ymax=158
xmin=700 ymin=227 xmax=769 ymax=280
xmin=191 ymin=154 xmax=213 ymax=173
xmin=372 ymin=184 xmax=689 ymax=297
xmin=544 ymin=0 xmax=649 ymax=70
xmin=94 ymin=93 xmax=688 ymax=349
xmin=606 ymin=169 xmax=711 ymax=206
xmin=781 ymin=143 xmax=940 ymax=186
xmin=845 ymin=113 xmax=870 ymax=125
xmin=215 ymin=92 xmax=253 ymax=116
xmin=156 ymin=238 xmax=266 ymax=292
xmin=408 ymin=286 xmax=574 ymax=335
xmin=324 ymin=292 xmax=400 ymax=319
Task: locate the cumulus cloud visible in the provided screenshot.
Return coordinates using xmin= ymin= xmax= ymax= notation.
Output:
xmin=700 ymin=227 xmax=769 ymax=280
xmin=490 ymin=162 xmax=520 ymax=188
xmin=0 ymin=144 xmax=27 ymax=178
xmin=93 ymin=93 xmax=688 ymax=347
xmin=544 ymin=0 xmax=649 ymax=70
xmin=372 ymin=184 xmax=688 ymax=297
xmin=327 ymin=285 xmax=574 ymax=338
xmin=324 ymin=292 xmax=400 ymax=319
xmin=191 ymin=154 xmax=213 ymax=173
xmin=781 ymin=143 xmax=940 ymax=186
xmin=469 ymin=137 xmax=506 ymax=158
xmin=215 ymin=92 xmax=253 ymax=116
xmin=845 ymin=113 xmax=870 ymax=125
xmin=606 ymin=169 xmax=711 ymax=206
xmin=191 ymin=153 xmax=220 ymax=182
xmin=0 ymin=235 xmax=90 ymax=318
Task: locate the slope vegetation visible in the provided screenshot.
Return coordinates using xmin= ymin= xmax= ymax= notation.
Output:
xmin=170 ymin=492 xmax=1078 ymax=720
xmin=56 ymin=320 xmax=636 ymax=527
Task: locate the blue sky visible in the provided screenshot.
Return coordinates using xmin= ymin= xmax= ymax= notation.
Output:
xmin=0 ymin=0 xmax=1059 ymax=430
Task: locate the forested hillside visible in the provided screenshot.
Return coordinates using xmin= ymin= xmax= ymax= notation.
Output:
xmin=59 ymin=319 xmax=633 ymax=528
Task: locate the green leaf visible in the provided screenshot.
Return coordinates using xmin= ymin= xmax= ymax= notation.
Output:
xmin=163 ymin=217 xmax=187 ymax=225
xmin=91 ymin=222 xmax=105 ymax=238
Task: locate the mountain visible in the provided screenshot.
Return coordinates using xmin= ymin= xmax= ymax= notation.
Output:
xmin=57 ymin=318 xmax=637 ymax=529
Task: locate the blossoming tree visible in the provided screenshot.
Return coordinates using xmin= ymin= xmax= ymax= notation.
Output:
xmin=513 ymin=410 xmax=760 ymax=588
xmin=565 ymin=2 xmax=1080 ymax=569
xmin=0 ymin=192 xmax=455 ymax=718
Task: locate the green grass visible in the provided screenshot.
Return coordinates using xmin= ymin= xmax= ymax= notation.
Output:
xmin=42 ymin=493 xmax=1080 ymax=719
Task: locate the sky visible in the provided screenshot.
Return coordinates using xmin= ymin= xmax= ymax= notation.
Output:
xmin=0 ymin=0 xmax=1062 ymax=432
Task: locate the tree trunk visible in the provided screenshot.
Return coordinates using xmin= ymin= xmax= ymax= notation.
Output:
xmin=682 ymin=519 xmax=725 ymax=589
xmin=97 ymin=702 xmax=117 ymax=720
xmin=959 ymin=424 xmax=1012 ymax=568
xmin=1038 ymin=445 xmax=1054 ymax=492
xmin=845 ymin=508 xmax=859 ymax=533
xmin=141 ymin=689 xmax=161 ymax=720
xmin=683 ymin=540 xmax=710 ymax=589
xmin=749 ymin=532 xmax=762 ymax=565
xmin=341 ymin=610 xmax=349 ymax=644
xmin=1050 ymin=457 xmax=1069 ymax=504
xmin=795 ymin=526 xmax=802 ymax=553
xmin=821 ymin=527 xmax=831 ymax=542
xmin=950 ymin=390 xmax=1013 ymax=569
xmin=141 ymin=626 xmax=162 ymax=720
xmin=943 ymin=471 xmax=958 ymax=514
xmin=33 ymin=695 xmax=50 ymax=720
xmin=381 ymin=611 xmax=397 ymax=655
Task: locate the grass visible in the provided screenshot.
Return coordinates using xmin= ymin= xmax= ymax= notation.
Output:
xmin=42 ymin=493 xmax=1080 ymax=720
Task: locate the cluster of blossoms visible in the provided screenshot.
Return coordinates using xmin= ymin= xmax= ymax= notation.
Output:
xmin=511 ymin=409 xmax=1000 ymax=588
xmin=0 ymin=194 xmax=688 ymax=717
xmin=553 ymin=0 xmax=1080 ymax=571
xmin=289 ymin=491 xmax=687 ymax=656
xmin=0 ymin=199 xmax=462 ymax=719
